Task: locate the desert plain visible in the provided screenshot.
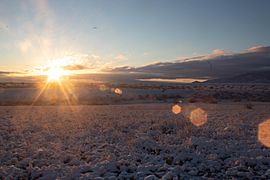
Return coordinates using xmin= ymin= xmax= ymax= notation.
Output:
xmin=1 ymin=84 xmax=270 ymax=179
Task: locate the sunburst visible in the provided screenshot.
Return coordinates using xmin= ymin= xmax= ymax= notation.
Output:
xmin=46 ymin=66 xmax=66 ymax=82
xmin=32 ymin=60 xmax=77 ymax=105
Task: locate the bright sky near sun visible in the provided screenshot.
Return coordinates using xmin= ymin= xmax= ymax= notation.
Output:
xmin=0 ymin=0 xmax=270 ymax=73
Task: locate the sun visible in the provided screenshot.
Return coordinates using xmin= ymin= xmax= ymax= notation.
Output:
xmin=47 ymin=66 xmax=66 ymax=82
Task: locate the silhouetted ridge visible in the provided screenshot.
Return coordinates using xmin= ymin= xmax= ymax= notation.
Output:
xmin=206 ymin=71 xmax=270 ymax=83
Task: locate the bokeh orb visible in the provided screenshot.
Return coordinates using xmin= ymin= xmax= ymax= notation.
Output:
xmin=189 ymin=108 xmax=208 ymax=126
xmin=258 ymin=119 xmax=270 ymax=148
xmin=172 ymin=104 xmax=182 ymax=114
xmin=114 ymin=88 xmax=122 ymax=95
xmin=99 ymin=85 xmax=108 ymax=91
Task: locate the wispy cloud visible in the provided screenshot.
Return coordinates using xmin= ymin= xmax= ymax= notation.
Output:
xmin=0 ymin=71 xmax=18 ymax=75
xmin=212 ymin=49 xmax=226 ymax=55
xmin=247 ymin=46 xmax=270 ymax=53
xmin=0 ymin=20 xmax=9 ymax=31
xmin=19 ymin=39 xmax=33 ymax=53
xmin=0 ymin=71 xmax=26 ymax=77
xmin=62 ymin=64 xmax=89 ymax=71
xmin=143 ymin=52 xmax=150 ymax=56
xmin=26 ymin=53 xmax=104 ymax=75
xmin=114 ymin=53 xmax=128 ymax=61
xmin=15 ymin=0 xmax=65 ymax=61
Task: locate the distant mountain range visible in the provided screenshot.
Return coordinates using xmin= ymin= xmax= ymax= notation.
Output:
xmin=205 ymin=71 xmax=270 ymax=83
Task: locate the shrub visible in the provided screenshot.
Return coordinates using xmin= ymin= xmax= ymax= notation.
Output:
xmin=245 ymin=103 xmax=254 ymax=109
xmin=202 ymin=95 xmax=218 ymax=104
xmin=188 ymin=97 xmax=197 ymax=103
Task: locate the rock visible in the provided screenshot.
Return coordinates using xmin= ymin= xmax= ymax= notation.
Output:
xmin=154 ymin=171 xmax=166 ymax=178
xmin=164 ymin=156 xmax=174 ymax=165
xmin=39 ymin=170 xmax=58 ymax=180
xmin=30 ymin=168 xmax=42 ymax=179
xmin=205 ymin=160 xmax=221 ymax=173
xmin=137 ymin=165 xmax=157 ymax=173
xmin=135 ymin=171 xmax=145 ymax=179
xmin=136 ymin=171 xmax=152 ymax=179
xmin=264 ymin=169 xmax=270 ymax=177
xmin=69 ymin=159 xmax=81 ymax=166
xmin=107 ymin=176 xmax=116 ymax=180
xmin=105 ymin=162 xmax=119 ymax=173
xmin=118 ymin=171 xmax=131 ymax=179
xmin=94 ymin=177 xmax=104 ymax=180
xmin=245 ymin=158 xmax=257 ymax=167
xmin=104 ymin=172 xmax=117 ymax=177
xmin=170 ymin=166 xmax=184 ymax=177
xmin=80 ymin=165 xmax=93 ymax=174
xmin=70 ymin=170 xmax=81 ymax=179
xmin=135 ymin=137 xmax=161 ymax=155
xmin=236 ymin=171 xmax=253 ymax=178
xmin=161 ymin=172 xmax=173 ymax=180
xmin=17 ymin=158 xmax=31 ymax=169
xmin=144 ymin=174 xmax=159 ymax=180
xmin=188 ymin=168 xmax=198 ymax=176
xmin=207 ymin=153 xmax=219 ymax=161
xmin=226 ymin=167 xmax=238 ymax=177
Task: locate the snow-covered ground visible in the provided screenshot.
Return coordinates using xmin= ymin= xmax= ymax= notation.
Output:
xmin=1 ymin=103 xmax=270 ymax=179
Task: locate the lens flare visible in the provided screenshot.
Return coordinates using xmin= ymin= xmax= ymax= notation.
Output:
xmin=99 ymin=85 xmax=108 ymax=91
xmin=172 ymin=104 xmax=182 ymax=114
xmin=114 ymin=88 xmax=122 ymax=95
xmin=189 ymin=108 xmax=208 ymax=126
xmin=258 ymin=119 xmax=270 ymax=148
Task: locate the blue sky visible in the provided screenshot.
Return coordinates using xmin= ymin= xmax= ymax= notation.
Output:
xmin=0 ymin=0 xmax=270 ymax=72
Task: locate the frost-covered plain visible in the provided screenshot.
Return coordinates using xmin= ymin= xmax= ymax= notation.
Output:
xmin=1 ymin=103 xmax=270 ymax=179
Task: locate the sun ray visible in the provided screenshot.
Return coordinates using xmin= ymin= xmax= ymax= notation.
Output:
xmin=58 ymin=80 xmax=73 ymax=105
xmin=32 ymin=81 xmax=49 ymax=105
xmin=32 ymin=60 xmax=76 ymax=106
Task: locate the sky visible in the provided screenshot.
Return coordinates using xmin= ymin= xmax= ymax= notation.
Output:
xmin=0 ymin=0 xmax=270 ymax=75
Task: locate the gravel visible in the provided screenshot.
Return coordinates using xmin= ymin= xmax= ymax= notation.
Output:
xmin=0 ymin=103 xmax=270 ymax=179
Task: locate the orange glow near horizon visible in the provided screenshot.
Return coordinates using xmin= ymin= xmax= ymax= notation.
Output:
xmin=32 ymin=78 xmax=76 ymax=106
xmin=47 ymin=67 xmax=64 ymax=81
xmin=31 ymin=62 xmax=76 ymax=105
xmin=46 ymin=65 xmax=68 ymax=82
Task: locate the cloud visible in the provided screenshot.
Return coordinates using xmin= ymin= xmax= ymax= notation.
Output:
xmin=0 ymin=71 xmax=25 ymax=77
xmin=143 ymin=52 xmax=150 ymax=56
xmin=28 ymin=53 xmax=103 ymax=75
xmin=106 ymin=45 xmax=270 ymax=79
xmin=247 ymin=46 xmax=270 ymax=53
xmin=0 ymin=71 xmax=17 ymax=75
xmin=0 ymin=20 xmax=9 ymax=31
xmin=62 ymin=64 xmax=89 ymax=70
xmin=114 ymin=54 xmax=128 ymax=61
xmin=15 ymin=0 xmax=58 ymax=60
xmin=19 ymin=39 xmax=33 ymax=53
xmin=212 ymin=49 xmax=226 ymax=55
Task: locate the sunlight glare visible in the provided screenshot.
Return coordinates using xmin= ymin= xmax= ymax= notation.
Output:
xmin=47 ymin=66 xmax=66 ymax=82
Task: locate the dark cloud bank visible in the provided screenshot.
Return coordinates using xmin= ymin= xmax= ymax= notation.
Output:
xmin=1 ymin=46 xmax=270 ymax=83
xmin=0 ymin=71 xmax=19 ymax=75
xmin=107 ymin=46 xmax=270 ymax=80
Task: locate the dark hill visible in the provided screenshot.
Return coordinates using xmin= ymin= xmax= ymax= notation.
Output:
xmin=206 ymin=71 xmax=270 ymax=83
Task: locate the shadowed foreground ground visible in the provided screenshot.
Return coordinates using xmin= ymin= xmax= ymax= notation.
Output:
xmin=1 ymin=103 xmax=270 ymax=179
